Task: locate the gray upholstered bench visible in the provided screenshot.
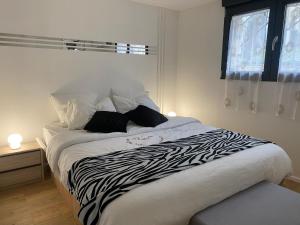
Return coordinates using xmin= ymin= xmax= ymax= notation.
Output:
xmin=189 ymin=181 xmax=300 ymax=225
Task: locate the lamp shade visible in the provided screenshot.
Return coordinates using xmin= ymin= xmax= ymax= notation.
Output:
xmin=8 ymin=133 xmax=23 ymax=149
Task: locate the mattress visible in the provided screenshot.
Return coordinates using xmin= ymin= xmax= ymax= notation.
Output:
xmin=45 ymin=117 xmax=292 ymax=225
xmin=43 ymin=122 xmax=69 ymax=146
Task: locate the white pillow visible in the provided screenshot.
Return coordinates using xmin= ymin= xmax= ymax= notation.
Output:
xmin=66 ymin=99 xmax=97 ymax=130
xmin=65 ymin=97 xmax=117 ymax=130
xmin=96 ymin=97 xmax=116 ymax=112
xmin=135 ymin=95 xmax=160 ymax=112
xmin=112 ymin=93 xmax=160 ymax=114
xmin=50 ymin=93 xmax=98 ymax=124
xmin=112 ymin=95 xmax=138 ymax=114
xmin=50 ymin=95 xmax=69 ymax=124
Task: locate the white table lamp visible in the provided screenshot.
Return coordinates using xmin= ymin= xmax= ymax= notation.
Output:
xmin=8 ymin=133 xmax=23 ymax=150
xmin=167 ymin=112 xmax=177 ymax=117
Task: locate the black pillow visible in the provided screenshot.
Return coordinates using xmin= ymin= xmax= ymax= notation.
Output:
xmin=84 ymin=111 xmax=129 ymax=133
xmin=125 ymin=105 xmax=168 ymax=127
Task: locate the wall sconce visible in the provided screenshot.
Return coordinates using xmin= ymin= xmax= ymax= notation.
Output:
xmin=167 ymin=112 xmax=177 ymax=117
xmin=8 ymin=134 xmax=23 ymax=150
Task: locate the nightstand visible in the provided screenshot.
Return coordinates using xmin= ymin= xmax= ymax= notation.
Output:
xmin=0 ymin=142 xmax=44 ymax=190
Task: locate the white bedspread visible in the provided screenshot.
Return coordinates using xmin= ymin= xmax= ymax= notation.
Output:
xmin=46 ymin=117 xmax=292 ymax=225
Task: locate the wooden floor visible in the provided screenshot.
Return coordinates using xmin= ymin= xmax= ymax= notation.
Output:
xmin=0 ymin=178 xmax=299 ymax=225
xmin=281 ymin=178 xmax=300 ymax=193
xmin=0 ymin=179 xmax=77 ymax=225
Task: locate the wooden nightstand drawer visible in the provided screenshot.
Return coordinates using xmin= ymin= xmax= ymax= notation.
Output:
xmin=0 ymin=150 xmax=41 ymax=172
xmin=0 ymin=142 xmax=44 ymax=190
xmin=0 ymin=165 xmax=42 ymax=189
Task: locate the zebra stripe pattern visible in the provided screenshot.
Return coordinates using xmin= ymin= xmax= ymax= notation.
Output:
xmin=68 ymin=129 xmax=270 ymax=225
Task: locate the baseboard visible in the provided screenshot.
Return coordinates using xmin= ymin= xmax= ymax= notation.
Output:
xmin=288 ymin=176 xmax=300 ymax=183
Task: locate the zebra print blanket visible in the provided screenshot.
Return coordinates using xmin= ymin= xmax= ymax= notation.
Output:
xmin=68 ymin=129 xmax=270 ymax=225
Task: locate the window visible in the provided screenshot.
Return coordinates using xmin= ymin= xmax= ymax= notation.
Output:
xmin=221 ymin=0 xmax=300 ymax=81
xmin=278 ymin=2 xmax=300 ymax=77
xmin=226 ymin=9 xmax=270 ymax=77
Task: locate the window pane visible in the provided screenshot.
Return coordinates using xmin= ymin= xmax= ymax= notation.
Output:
xmin=278 ymin=3 xmax=300 ymax=75
xmin=226 ymin=9 xmax=270 ymax=75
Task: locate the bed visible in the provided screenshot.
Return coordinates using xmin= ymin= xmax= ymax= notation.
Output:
xmin=43 ymin=116 xmax=292 ymax=225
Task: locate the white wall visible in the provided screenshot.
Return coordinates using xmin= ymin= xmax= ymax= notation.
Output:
xmin=177 ymin=0 xmax=300 ymax=177
xmin=161 ymin=10 xmax=179 ymax=114
xmin=0 ymin=0 xmax=178 ymax=146
xmin=5 ymin=0 xmax=293 ymax=178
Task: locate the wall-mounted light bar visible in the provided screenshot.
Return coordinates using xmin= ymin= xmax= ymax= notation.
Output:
xmin=0 ymin=32 xmax=156 ymax=55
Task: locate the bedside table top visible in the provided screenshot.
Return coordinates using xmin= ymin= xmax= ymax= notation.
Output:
xmin=0 ymin=142 xmax=40 ymax=157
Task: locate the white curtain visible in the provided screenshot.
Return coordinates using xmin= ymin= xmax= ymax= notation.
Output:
xmin=225 ymin=9 xmax=269 ymax=113
xmin=276 ymin=3 xmax=300 ymax=120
